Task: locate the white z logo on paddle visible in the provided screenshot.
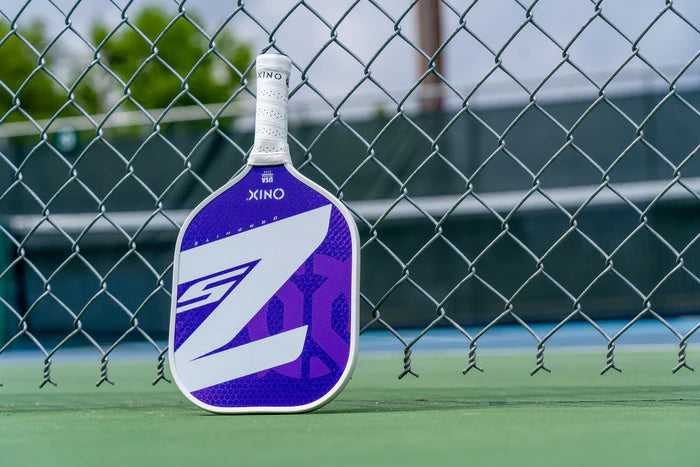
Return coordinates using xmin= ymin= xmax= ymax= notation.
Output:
xmin=173 ymin=204 xmax=331 ymax=392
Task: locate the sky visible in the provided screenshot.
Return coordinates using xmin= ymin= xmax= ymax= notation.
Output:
xmin=1 ymin=0 xmax=699 ymax=118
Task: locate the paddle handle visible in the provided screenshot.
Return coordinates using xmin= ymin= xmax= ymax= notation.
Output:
xmin=249 ymin=54 xmax=292 ymax=166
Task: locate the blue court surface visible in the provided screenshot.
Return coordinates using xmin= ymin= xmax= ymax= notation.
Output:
xmin=1 ymin=317 xmax=697 ymax=364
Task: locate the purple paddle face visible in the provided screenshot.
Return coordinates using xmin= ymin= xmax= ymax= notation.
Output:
xmin=171 ymin=165 xmax=357 ymax=411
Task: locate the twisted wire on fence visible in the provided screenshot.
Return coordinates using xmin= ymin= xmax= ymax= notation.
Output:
xmin=0 ymin=0 xmax=698 ymax=387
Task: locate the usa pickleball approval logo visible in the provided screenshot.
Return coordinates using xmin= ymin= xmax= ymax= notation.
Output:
xmin=171 ymin=194 xmax=356 ymax=413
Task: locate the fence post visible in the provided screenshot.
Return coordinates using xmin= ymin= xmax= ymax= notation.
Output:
xmin=0 ymin=224 xmax=8 ymax=347
xmin=417 ymin=0 xmax=443 ymax=113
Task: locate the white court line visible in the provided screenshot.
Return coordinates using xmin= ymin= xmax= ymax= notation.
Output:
xmin=1 ymin=342 xmax=696 ymax=365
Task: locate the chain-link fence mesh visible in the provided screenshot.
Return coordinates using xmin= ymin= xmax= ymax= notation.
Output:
xmin=0 ymin=0 xmax=698 ymax=387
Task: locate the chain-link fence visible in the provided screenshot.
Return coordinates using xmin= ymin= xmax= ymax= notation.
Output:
xmin=0 ymin=0 xmax=698 ymax=387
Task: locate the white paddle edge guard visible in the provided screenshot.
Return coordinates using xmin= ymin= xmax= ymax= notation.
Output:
xmin=248 ymin=53 xmax=293 ymax=166
xmin=169 ymin=163 xmax=360 ymax=414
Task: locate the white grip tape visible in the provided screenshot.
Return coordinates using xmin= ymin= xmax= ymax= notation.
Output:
xmin=249 ymin=54 xmax=292 ymax=166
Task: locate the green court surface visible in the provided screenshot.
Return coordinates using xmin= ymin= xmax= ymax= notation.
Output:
xmin=1 ymin=350 xmax=698 ymax=467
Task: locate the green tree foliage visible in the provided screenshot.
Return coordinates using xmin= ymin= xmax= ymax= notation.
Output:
xmin=0 ymin=6 xmax=252 ymax=125
xmin=0 ymin=20 xmax=67 ymax=122
xmin=88 ymin=6 xmax=252 ymax=112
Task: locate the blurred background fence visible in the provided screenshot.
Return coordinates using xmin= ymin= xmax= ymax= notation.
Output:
xmin=0 ymin=0 xmax=698 ymax=386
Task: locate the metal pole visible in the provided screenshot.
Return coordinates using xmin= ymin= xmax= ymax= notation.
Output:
xmin=417 ymin=0 xmax=443 ymax=113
